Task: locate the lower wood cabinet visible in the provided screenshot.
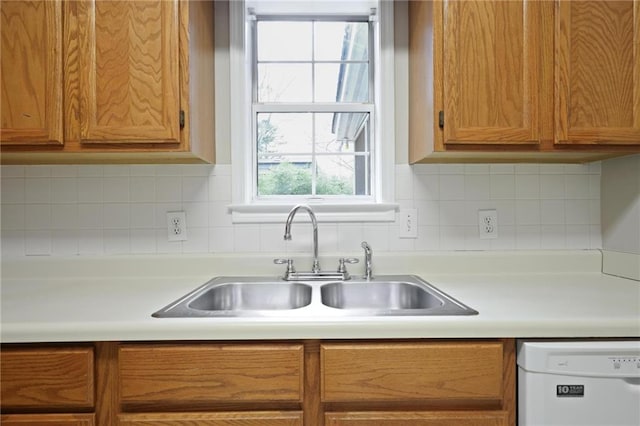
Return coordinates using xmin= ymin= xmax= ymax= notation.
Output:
xmin=119 ymin=343 xmax=304 ymax=406
xmin=0 ymin=414 xmax=95 ymax=426
xmin=0 ymin=345 xmax=95 ymax=425
xmin=117 ymin=412 xmax=303 ymax=426
xmin=1 ymin=339 xmax=515 ymax=426
xmin=1 ymin=345 xmax=94 ymax=410
xmin=325 ymin=411 xmax=509 ymax=426
xmin=321 ymin=341 xmax=504 ymax=402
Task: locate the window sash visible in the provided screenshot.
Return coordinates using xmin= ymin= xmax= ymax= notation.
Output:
xmin=250 ymin=15 xmax=375 ymax=202
xmin=251 ymin=17 xmax=375 ymax=104
xmin=252 ymin=109 xmax=374 ymax=201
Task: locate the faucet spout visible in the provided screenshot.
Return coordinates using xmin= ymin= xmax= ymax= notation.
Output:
xmin=284 ymin=204 xmax=320 ymax=273
xmin=361 ymin=241 xmax=373 ymax=280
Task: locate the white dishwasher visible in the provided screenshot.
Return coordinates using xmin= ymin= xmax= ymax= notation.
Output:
xmin=517 ymin=340 xmax=640 ymax=426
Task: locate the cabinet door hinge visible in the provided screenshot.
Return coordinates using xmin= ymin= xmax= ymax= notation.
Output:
xmin=438 ymin=111 xmax=444 ymax=129
xmin=179 ymin=110 xmax=185 ymax=129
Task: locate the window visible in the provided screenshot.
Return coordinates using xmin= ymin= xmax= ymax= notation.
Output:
xmin=230 ymin=0 xmax=396 ymax=223
xmin=254 ymin=18 xmax=373 ymax=200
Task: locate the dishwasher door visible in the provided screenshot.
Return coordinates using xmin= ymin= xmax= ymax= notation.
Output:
xmin=517 ymin=340 xmax=640 ymax=426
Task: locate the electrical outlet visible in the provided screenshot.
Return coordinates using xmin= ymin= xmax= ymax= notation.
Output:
xmin=478 ymin=209 xmax=498 ymax=239
xmin=167 ymin=211 xmax=187 ymax=242
xmin=399 ymin=208 xmax=418 ymax=239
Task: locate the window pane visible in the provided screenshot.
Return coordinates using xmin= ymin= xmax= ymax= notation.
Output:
xmin=315 ymin=63 xmax=369 ymax=102
xmin=316 ymin=156 xmax=356 ymax=196
xmin=252 ymin=18 xmax=374 ymax=200
xmin=314 ymin=22 xmax=369 ymax=61
xmin=315 ymin=112 xmax=369 ymax=153
xmin=257 ymin=113 xmax=312 ymax=154
xmin=258 ymin=64 xmax=312 ymax=102
xmin=257 ymin=22 xmax=312 ymax=61
xmin=258 ymin=156 xmax=312 ymax=196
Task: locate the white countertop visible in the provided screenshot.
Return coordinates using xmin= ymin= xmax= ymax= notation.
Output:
xmin=2 ymin=251 xmax=639 ymax=343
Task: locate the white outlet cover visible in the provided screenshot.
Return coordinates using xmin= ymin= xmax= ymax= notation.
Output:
xmin=167 ymin=211 xmax=187 ymax=242
xmin=399 ymin=208 xmax=418 ymax=239
xmin=478 ymin=209 xmax=498 ymax=240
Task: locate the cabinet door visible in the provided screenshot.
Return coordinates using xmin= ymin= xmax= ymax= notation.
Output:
xmin=325 ymin=411 xmax=508 ymax=426
xmin=556 ymin=0 xmax=640 ymax=145
xmin=75 ymin=0 xmax=181 ymax=144
xmin=118 ymin=412 xmax=303 ymax=426
xmin=0 ymin=414 xmax=94 ymax=426
xmin=321 ymin=342 xmax=504 ymax=403
xmin=442 ymin=0 xmax=543 ymax=145
xmin=0 ymin=1 xmax=63 ymax=146
xmin=119 ymin=343 xmax=303 ymax=406
xmin=0 ymin=346 xmax=95 ymax=410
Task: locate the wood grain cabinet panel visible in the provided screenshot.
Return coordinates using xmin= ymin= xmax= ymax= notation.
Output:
xmin=442 ymin=0 xmax=542 ymax=145
xmin=321 ymin=341 xmax=503 ymax=402
xmin=325 ymin=411 xmax=509 ymax=426
xmin=0 ymin=346 xmax=94 ymax=410
xmin=556 ymin=0 xmax=640 ymax=145
xmin=119 ymin=344 xmax=304 ymax=405
xmin=75 ymin=0 xmax=180 ymax=144
xmin=0 ymin=414 xmax=95 ymax=426
xmin=0 ymin=0 xmax=63 ymax=146
xmin=1 ymin=0 xmax=215 ymax=164
xmin=408 ymin=0 xmax=639 ymax=163
xmin=118 ymin=412 xmax=303 ymax=426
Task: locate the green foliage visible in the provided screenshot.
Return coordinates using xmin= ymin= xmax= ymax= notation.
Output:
xmin=258 ymin=162 xmax=353 ymax=196
xmin=257 ymin=117 xmax=278 ymax=154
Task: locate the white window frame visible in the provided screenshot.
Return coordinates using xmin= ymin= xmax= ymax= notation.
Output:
xmin=229 ymin=0 xmax=396 ymax=223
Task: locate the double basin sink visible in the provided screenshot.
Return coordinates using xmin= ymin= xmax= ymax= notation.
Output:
xmin=153 ymin=275 xmax=477 ymax=318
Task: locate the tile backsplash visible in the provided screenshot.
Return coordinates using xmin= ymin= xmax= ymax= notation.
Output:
xmin=0 ymin=163 xmax=601 ymax=257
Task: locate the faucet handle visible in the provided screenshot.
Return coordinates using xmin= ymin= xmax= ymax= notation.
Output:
xmin=337 ymin=257 xmax=359 ymax=279
xmin=274 ymin=258 xmax=296 ymax=275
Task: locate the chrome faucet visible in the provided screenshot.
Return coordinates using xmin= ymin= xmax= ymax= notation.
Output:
xmin=361 ymin=241 xmax=373 ymax=280
xmin=284 ymin=204 xmax=320 ymax=274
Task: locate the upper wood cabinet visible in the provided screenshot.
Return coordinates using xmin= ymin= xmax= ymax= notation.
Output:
xmin=0 ymin=0 xmax=215 ymax=164
xmin=442 ymin=1 xmax=543 ymax=146
xmin=556 ymin=0 xmax=640 ymax=146
xmin=0 ymin=1 xmax=64 ymax=146
xmin=75 ymin=0 xmax=181 ymax=144
xmin=409 ymin=0 xmax=640 ymax=163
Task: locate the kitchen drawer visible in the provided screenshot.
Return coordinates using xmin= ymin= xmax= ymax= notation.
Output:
xmin=0 ymin=345 xmax=95 ymax=409
xmin=321 ymin=341 xmax=504 ymax=402
xmin=119 ymin=343 xmax=304 ymax=405
xmin=325 ymin=411 xmax=509 ymax=425
xmin=0 ymin=414 xmax=95 ymax=425
xmin=118 ymin=411 xmax=303 ymax=425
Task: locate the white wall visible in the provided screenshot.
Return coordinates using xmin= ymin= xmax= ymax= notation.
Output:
xmin=601 ymin=154 xmax=640 ymax=255
xmin=0 ymin=163 xmax=601 ymax=257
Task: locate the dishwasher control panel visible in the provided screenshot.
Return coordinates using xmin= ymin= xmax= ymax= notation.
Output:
xmin=548 ymin=354 xmax=640 ymax=377
xmin=609 ymin=356 xmax=640 ymax=373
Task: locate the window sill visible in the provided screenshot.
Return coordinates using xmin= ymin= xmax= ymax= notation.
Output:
xmin=229 ymin=202 xmax=398 ymax=224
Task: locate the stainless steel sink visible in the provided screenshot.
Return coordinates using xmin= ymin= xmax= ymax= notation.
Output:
xmin=153 ymin=275 xmax=477 ymax=318
xmin=189 ymin=282 xmax=312 ymax=311
xmin=153 ymin=279 xmax=312 ymax=317
xmin=319 ymin=278 xmax=477 ymax=316
xmin=321 ymin=281 xmax=442 ymax=310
